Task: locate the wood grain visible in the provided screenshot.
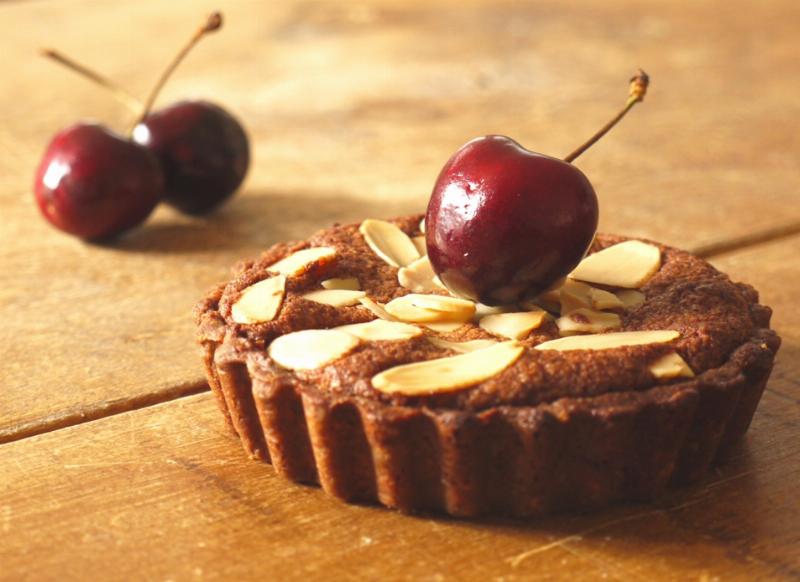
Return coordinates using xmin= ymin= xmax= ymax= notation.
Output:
xmin=2 ymin=0 xmax=800 ymax=440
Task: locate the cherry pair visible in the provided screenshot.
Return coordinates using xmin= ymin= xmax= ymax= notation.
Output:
xmin=34 ymin=12 xmax=249 ymax=240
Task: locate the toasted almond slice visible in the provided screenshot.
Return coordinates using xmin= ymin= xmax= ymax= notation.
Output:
xmin=412 ymin=236 xmax=427 ymax=256
xmin=559 ymin=279 xmax=593 ymax=314
xmin=570 ymin=240 xmax=661 ymax=288
xmin=398 ymin=256 xmax=438 ymax=293
xmin=268 ymin=247 xmax=336 ymax=276
xmin=231 ymin=275 xmax=286 ymax=324
xmin=385 ymin=294 xmax=476 ymax=323
xmin=427 ymin=338 xmax=498 ymax=353
xmin=422 ymin=321 xmax=466 ymax=333
xmin=479 ymin=309 xmax=548 ymax=340
xmin=474 ymin=302 xmax=514 ymax=319
xmin=432 ymin=275 xmax=448 ymax=290
xmin=419 ymin=218 xmax=426 ymax=233
xmin=301 ymin=289 xmax=366 ymax=307
xmin=649 ymin=352 xmax=694 ymax=379
xmin=556 ymin=308 xmax=621 ymax=335
xmin=589 ymin=287 xmax=624 ymax=310
xmin=269 ymin=329 xmax=359 ymax=370
xmin=536 ymin=330 xmax=680 ymax=351
xmin=358 ymin=297 xmax=396 ymax=321
xmin=359 ymin=219 xmax=420 ymax=268
xmin=321 ymin=277 xmax=360 ymax=291
xmin=372 ymin=341 xmax=524 ymax=395
xmin=616 ymin=289 xmax=646 ymax=308
xmin=336 ymin=319 xmax=423 ymax=341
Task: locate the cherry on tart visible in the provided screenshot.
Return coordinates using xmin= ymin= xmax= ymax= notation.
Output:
xmin=34 ymin=123 xmax=163 ymax=240
xmin=426 ymin=70 xmax=649 ymax=305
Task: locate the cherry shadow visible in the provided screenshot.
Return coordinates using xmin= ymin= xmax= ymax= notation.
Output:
xmin=109 ymin=188 xmax=424 ymax=255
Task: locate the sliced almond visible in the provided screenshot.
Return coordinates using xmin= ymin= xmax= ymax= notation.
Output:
xmin=559 ymin=279 xmax=593 ymax=314
xmin=359 ymin=219 xmax=420 ymax=268
xmin=358 ymin=297 xmax=396 ymax=321
xmin=474 ymin=302 xmax=514 ymax=319
xmin=336 ymin=319 xmax=423 ymax=341
xmin=556 ymin=308 xmax=621 ymax=335
xmin=321 ymin=277 xmax=360 ymax=291
xmin=269 ymin=329 xmax=359 ymax=370
xmin=372 ymin=341 xmax=524 ymax=395
xmin=412 ymin=236 xmax=427 ymax=256
xmin=268 ymin=247 xmax=336 ymax=276
xmin=419 ymin=218 xmax=426 ymax=233
xmin=427 ymin=338 xmax=498 ymax=353
xmin=535 ymin=330 xmax=680 ymax=351
xmin=385 ymin=294 xmax=476 ymax=323
xmin=479 ymin=309 xmax=548 ymax=340
xmin=616 ymin=289 xmax=646 ymax=308
xmin=588 ymin=287 xmax=624 ymax=310
xmin=398 ymin=256 xmax=438 ymax=293
xmin=649 ymin=352 xmax=694 ymax=379
xmin=301 ymin=289 xmax=366 ymax=307
xmin=422 ymin=321 xmax=466 ymax=333
xmin=231 ymin=275 xmax=286 ymax=324
xmin=570 ymin=240 xmax=661 ymax=289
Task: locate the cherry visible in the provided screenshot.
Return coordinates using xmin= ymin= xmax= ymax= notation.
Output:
xmin=133 ymin=100 xmax=249 ymax=214
xmin=426 ymin=70 xmax=649 ymax=305
xmin=34 ymin=123 xmax=163 ymax=240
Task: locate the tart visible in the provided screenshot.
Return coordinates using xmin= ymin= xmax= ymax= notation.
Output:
xmin=194 ymin=215 xmax=780 ymax=517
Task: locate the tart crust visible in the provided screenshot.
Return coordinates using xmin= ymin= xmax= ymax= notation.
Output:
xmin=194 ymin=216 xmax=780 ymax=517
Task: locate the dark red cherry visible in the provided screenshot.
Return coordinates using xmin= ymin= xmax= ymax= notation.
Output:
xmin=133 ymin=100 xmax=249 ymax=214
xmin=425 ymin=70 xmax=650 ymax=305
xmin=34 ymin=123 xmax=163 ymax=240
xmin=426 ymin=136 xmax=598 ymax=305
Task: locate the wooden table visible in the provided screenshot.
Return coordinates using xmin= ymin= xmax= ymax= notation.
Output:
xmin=2 ymin=0 xmax=799 ymax=579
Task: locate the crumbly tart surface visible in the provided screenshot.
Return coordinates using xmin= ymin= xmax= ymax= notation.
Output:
xmin=194 ymin=215 xmax=780 ymax=517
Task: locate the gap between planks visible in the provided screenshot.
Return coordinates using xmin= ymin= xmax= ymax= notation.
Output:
xmin=3 ymin=218 xmax=799 ymax=446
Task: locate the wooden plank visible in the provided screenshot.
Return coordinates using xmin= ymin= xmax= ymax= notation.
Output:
xmin=0 ymin=383 xmax=796 ymax=581
xmin=2 ymin=0 xmax=800 ymax=440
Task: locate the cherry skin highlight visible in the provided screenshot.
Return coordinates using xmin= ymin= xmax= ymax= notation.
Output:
xmin=425 ymin=135 xmax=598 ymax=305
xmin=34 ymin=123 xmax=164 ymax=240
xmin=133 ymin=100 xmax=249 ymax=215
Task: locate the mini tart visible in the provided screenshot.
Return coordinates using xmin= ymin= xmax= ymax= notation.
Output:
xmin=194 ymin=215 xmax=780 ymax=517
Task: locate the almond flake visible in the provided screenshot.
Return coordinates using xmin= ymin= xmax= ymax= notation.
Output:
xmin=385 ymin=294 xmax=475 ymax=323
xmin=359 ymin=219 xmax=420 ymax=268
xmin=398 ymin=256 xmax=438 ymax=293
xmin=556 ymin=308 xmax=621 ymax=335
xmin=412 ymin=236 xmax=427 ymax=256
xmin=358 ymin=297 xmax=396 ymax=321
xmin=589 ymin=287 xmax=624 ymax=310
xmin=231 ymin=275 xmax=287 ymax=324
xmin=649 ymin=352 xmax=694 ymax=379
xmin=419 ymin=218 xmax=426 ymax=233
xmin=570 ymin=240 xmax=661 ymax=288
xmin=268 ymin=247 xmax=336 ymax=276
xmin=372 ymin=341 xmax=524 ymax=395
xmin=535 ymin=330 xmax=680 ymax=351
xmin=616 ymin=289 xmax=645 ymax=308
xmin=479 ymin=309 xmax=548 ymax=340
xmin=301 ymin=289 xmax=366 ymax=307
xmin=474 ymin=302 xmax=515 ymax=319
xmin=321 ymin=277 xmax=360 ymax=291
xmin=422 ymin=321 xmax=466 ymax=333
xmin=336 ymin=319 xmax=422 ymax=341
xmin=427 ymin=338 xmax=498 ymax=353
xmin=269 ymin=329 xmax=359 ymax=370
xmin=559 ymin=279 xmax=593 ymax=314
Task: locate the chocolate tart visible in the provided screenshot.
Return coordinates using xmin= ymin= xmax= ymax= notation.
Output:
xmin=194 ymin=215 xmax=780 ymax=517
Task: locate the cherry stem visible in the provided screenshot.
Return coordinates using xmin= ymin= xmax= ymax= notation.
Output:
xmin=132 ymin=11 xmax=223 ymax=130
xmin=563 ymin=69 xmax=650 ymax=163
xmin=40 ymin=49 xmax=143 ymax=114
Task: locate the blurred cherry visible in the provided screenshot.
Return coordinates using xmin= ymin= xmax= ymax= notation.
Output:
xmin=133 ymin=100 xmax=249 ymax=214
xmin=34 ymin=123 xmax=163 ymax=240
xmin=426 ymin=70 xmax=649 ymax=305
